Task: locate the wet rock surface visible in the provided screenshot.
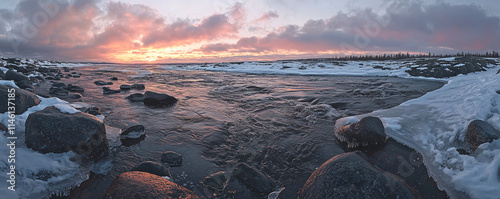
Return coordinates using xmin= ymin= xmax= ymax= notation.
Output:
xmin=299 ymin=151 xmax=416 ymax=199
xmin=335 ymin=116 xmax=386 ymax=149
xmin=131 ymin=161 xmax=170 ymax=176
xmin=104 ymin=171 xmax=199 ymax=199
xmin=161 ymin=151 xmax=183 ymax=167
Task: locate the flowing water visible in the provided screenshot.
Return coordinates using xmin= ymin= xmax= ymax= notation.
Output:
xmin=42 ymin=64 xmax=445 ymax=198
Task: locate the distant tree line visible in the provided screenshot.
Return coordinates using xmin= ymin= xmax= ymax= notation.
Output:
xmin=285 ymin=51 xmax=500 ymax=62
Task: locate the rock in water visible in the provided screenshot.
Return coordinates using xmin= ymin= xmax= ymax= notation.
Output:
xmin=299 ymin=151 xmax=416 ymax=199
xmin=161 ymin=151 xmax=183 ymax=167
xmin=126 ymin=93 xmax=145 ymax=102
xmin=0 ymin=85 xmax=40 ymax=114
xmin=202 ymin=171 xmax=227 ymax=191
xmin=466 ymin=120 xmax=500 ymax=151
xmin=104 ymin=171 xmax=199 ymax=199
xmin=143 ymin=91 xmax=178 ymax=107
xmin=232 ymin=163 xmax=275 ymax=196
xmin=132 ymin=84 xmax=145 ymax=90
xmin=120 ymin=124 xmax=145 ymax=139
xmin=131 ymin=161 xmax=170 ymax=176
xmin=94 ymin=80 xmax=113 ymax=85
xmin=335 ymin=116 xmax=386 ymax=149
xmin=65 ymin=84 xmax=85 ymax=93
xmin=120 ymin=84 xmax=132 ymax=90
xmin=25 ymin=106 xmax=109 ymax=161
xmin=103 ymin=87 xmax=120 ymax=94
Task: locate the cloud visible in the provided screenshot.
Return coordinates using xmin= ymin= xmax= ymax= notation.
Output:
xmin=200 ymin=1 xmax=500 ymax=55
xmin=0 ymin=0 xmax=241 ymax=61
xmin=256 ymin=11 xmax=279 ymax=22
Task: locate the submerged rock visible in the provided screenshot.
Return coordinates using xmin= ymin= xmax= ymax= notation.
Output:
xmin=0 ymin=85 xmax=40 ymax=114
xmin=104 ymin=171 xmax=199 ymax=199
xmin=131 ymin=161 xmax=170 ymax=176
xmin=299 ymin=151 xmax=416 ymax=199
xmin=126 ymin=93 xmax=145 ymax=102
xmin=232 ymin=163 xmax=275 ymax=196
xmin=103 ymin=87 xmax=120 ymax=94
xmin=94 ymin=80 xmax=113 ymax=85
xmin=335 ymin=116 xmax=386 ymax=149
xmin=143 ymin=91 xmax=178 ymax=108
xmin=202 ymin=171 xmax=227 ymax=191
xmin=466 ymin=120 xmax=500 ymax=151
xmin=120 ymin=124 xmax=145 ymax=139
xmin=120 ymin=84 xmax=132 ymax=90
xmin=49 ymin=87 xmax=69 ymax=96
xmin=25 ymin=106 xmax=109 ymax=161
xmin=65 ymin=84 xmax=85 ymax=93
xmin=161 ymin=151 xmax=183 ymax=167
xmin=132 ymin=84 xmax=145 ymax=90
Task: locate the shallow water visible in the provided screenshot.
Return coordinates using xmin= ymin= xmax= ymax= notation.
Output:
xmin=42 ymin=65 xmax=445 ymax=198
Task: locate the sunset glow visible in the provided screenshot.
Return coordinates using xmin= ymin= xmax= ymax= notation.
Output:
xmin=0 ymin=0 xmax=498 ymax=63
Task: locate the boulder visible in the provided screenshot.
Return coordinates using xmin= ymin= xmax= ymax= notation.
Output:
xmin=25 ymin=106 xmax=108 ymax=161
xmin=94 ymin=80 xmax=113 ymax=86
xmin=120 ymin=84 xmax=132 ymax=90
xmin=85 ymin=107 xmax=102 ymax=116
xmin=104 ymin=171 xmax=199 ymax=199
xmin=161 ymin=151 xmax=183 ymax=167
xmin=110 ymin=77 xmax=118 ymax=81
xmin=103 ymin=87 xmax=120 ymax=94
xmin=120 ymin=124 xmax=145 ymax=139
xmin=51 ymin=82 xmax=66 ymax=88
xmin=0 ymin=85 xmax=40 ymax=114
xmin=232 ymin=163 xmax=275 ymax=196
xmin=126 ymin=93 xmax=145 ymax=102
xmin=143 ymin=91 xmax=178 ymax=108
xmin=49 ymin=87 xmax=69 ymax=96
xmin=299 ymin=151 xmax=416 ymax=199
xmin=466 ymin=120 xmax=500 ymax=151
xmin=64 ymin=84 xmax=84 ymax=93
xmin=335 ymin=116 xmax=386 ymax=149
xmin=5 ymin=70 xmax=34 ymax=90
xmin=58 ymin=93 xmax=83 ymax=100
xmin=202 ymin=171 xmax=227 ymax=191
xmin=132 ymin=84 xmax=145 ymax=90
xmin=131 ymin=161 xmax=170 ymax=176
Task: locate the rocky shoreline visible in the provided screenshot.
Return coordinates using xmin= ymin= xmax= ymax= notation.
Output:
xmin=1 ymin=56 xmax=498 ymax=198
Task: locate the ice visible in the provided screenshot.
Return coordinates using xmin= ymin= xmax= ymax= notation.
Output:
xmin=54 ymin=103 xmax=81 ymax=114
xmin=439 ymin=57 xmax=456 ymax=61
xmin=0 ymin=80 xmax=19 ymax=88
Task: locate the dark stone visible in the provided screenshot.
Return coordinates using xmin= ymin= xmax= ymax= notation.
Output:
xmin=335 ymin=116 xmax=386 ymax=149
xmin=132 ymin=84 xmax=145 ymax=90
xmin=120 ymin=125 xmax=145 ymax=139
xmin=299 ymin=151 xmax=416 ymax=199
xmin=161 ymin=151 xmax=182 ymax=167
xmin=120 ymin=84 xmax=132 ymax=90
xmin=85 ymin=107 xmax=101 ymax=116
xmin=143 ymin=91 xmax=178 ymax=108
xmin=466 ymin=120 xmax=500 ymax=151
xmin=0 ymin=123 xmax=7 ymax=132
xmin=94 ymin=80 xmax=113 ymax=86
xmin=58 ymin=93 xmax=83 ymax=99
xmin=104 ymin=171 xmax=199 ymax=199
xmin=103 ymin=87 xmax=120 ymax=94
xmin=49 ymin=87 xmax=69 ymax=96
xmin=126 ymin=93 xmax=145 ymax=102
xmin=51 ymin=82 xmax=66 ymax=88
xmin=25 ymin=106 xmax=109 ymax=161
xmin=202 ymin=171 xmax=227 ymax=191
xmin=131 ymin=161 xmax=170 ymax=176
xmin=0 ymin=85 xmax=40 ymax=114
xmin=64 ymin=84 xmax=84 ymax=93
xmin=232 ymin=163 xmax=275 ymax=196
xmin=110 ymin=77 xmax=118 ymax=81
xmin=5 ymin=70 xmax=33 ymax=90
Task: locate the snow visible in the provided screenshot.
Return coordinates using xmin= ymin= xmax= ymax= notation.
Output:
xmin=0 ymin=80 xmax=19 ymax=88
xmin=54 ymin=103 xmax=81 ymax=114
xmin=439 ymin=57 xmax=457 ymax=61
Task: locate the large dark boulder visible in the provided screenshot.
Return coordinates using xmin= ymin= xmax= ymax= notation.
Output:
xmin=335 ymin=116 xmax=386 ymax=149
xmin=0 ymin=85 xmax=40 ymax=114
xmin=5 ymin=70 xmax=34 ymax=90
xmin=104 ymin=171 xmax=199 ymax=199
xmin=466 ymin=120 xmax=500 ymax=151
xmin=143 ymin=91 xmax=178 ymax=108
xmin=232 ymin=163 xmax=275 ymax=196
xmin=25 ymin=106 xmax=108 ymax=161
xmin=131 ymin=161 xmax=170 ymax=176
xmin=299 ymin=151 xmax=416 ymax=199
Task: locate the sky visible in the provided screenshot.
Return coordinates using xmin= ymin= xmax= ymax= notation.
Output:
xmin=0 ymin=0 xmax=499 ymax=63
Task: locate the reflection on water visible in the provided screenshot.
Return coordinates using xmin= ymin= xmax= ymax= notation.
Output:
xmin=46 ymin=65 xmax=444 ymax=198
